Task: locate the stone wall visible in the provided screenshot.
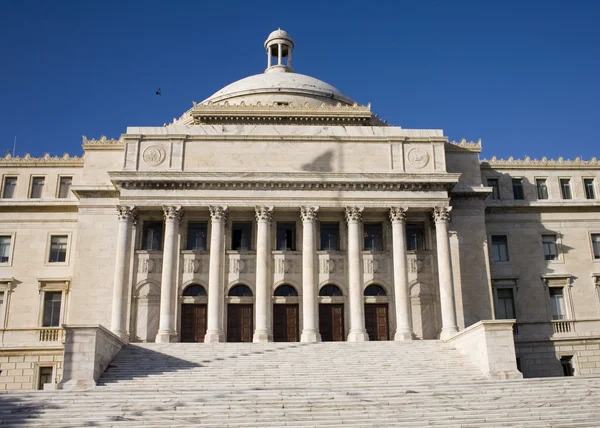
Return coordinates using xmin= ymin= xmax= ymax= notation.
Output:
xmin=516 ymin=339 xmax=600 ymax=378
xmin=0 ymin=348 xmax=63 ymax=390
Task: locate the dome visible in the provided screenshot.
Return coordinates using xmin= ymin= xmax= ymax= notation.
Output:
xmin=201 ymin=72 xmax=356 ymax=106
xmin=265 ymin=29 xmax=294 ymax=48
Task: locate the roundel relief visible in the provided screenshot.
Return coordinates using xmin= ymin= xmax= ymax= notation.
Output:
xmin=407 ymin=148 xmax=430 ymax=169
xmin=142 ymin=145 xmax=166 ymax=166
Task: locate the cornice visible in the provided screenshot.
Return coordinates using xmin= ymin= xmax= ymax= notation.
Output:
xmin=82 ymin=135 xmax=125 ymax=151
xmin=445 ymin=138 xmax=482 ymax=153
xmin=71 ymin=185 xmax=119 ymax=199
xmin=0 ymin=153 xmax=83 ymax=167
xmin=481 ymin=156 xmax=600 ymax=169
xmin=121 ymin=134 xmax=448 ymax=144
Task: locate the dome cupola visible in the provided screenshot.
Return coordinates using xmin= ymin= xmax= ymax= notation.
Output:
xmin=265 ymin=29 xmax=294 ymax=73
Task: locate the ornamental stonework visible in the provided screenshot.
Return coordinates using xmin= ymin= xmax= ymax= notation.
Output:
xmin=184 ymin=259 xmax=202 ymax=274
xmin=345 ymin=207 xmax=363 ymax=223
xmin=116 ymin=205 xmax=137 ymax=221
xmin=209 ymin=206 xmax=228 ymax=222
xmin=139 ymin=258 xmax=162 ymax=274
xmin=389 ymin=207 xmax=407 ymax=223
xmin=142 ymin=145 xmax=166 ymax=166
xmin=255 ymin=206 xmax=274 ymax=223
xmin=275 ymin=259 xmax=294 ymax=274
xmin=433 ymin=207 xmax=452 ymax=223
xmin=407 ymin=148 xmax=430 ymax=169
xmin=163 ymin=206 xmax=184 ymax=222
xmin=300 ymin=206 xmax=319 ymax=222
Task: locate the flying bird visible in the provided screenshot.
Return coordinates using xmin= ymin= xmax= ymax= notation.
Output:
xmin=156 ymin=88 xmax=161 ymax=96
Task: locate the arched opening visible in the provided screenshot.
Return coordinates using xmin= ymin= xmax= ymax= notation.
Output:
xmin=227 ymin=284 xmax=253 ymax=342
xmin=410 ymin=282 xmax=438 ymax=340
xmin=318 ymin=284 xmax=344 ymax=341
xmin=180 ymin=283 xmax=208 ymax=343
xmin=363 ymin=284 xmax=389 ymax=341
xmin=273 ymin=284 xmax=299 ymax=342
xmin=132 ymin=281 xmax=160 ymax=342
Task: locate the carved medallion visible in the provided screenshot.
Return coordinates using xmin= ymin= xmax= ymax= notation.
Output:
xmin=407 ymin=148 xmax=429 ymax=169
xmin=143 ymin=145 xmax=166 ymax=166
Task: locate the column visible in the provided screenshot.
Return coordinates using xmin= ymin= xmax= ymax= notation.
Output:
xmin=390 ymin=207 xmax=413 ymax=341
xmin=155 ymin=205 xmax=183 ymax=343
xmin=110 ymin=205 xmax=137 ymax=341
xmin=433 ymin=206 xmax=459 ymax=340
xmin=267 ymin=47 xmax=272 ymax=68
xmin=277 ymin=43 xmax=282 ymax=65
xmin=254 ymin=206 xmax=273 ymax=342
xmin=345 ymin=207 xmax=369 ymax=341
xmin=300 ymin=206 xmax=321 ymax=342
xmin=205 ymin=206 xmax=228 ymax=343
xmin=287 ymin=47 xmax=292 ymax=68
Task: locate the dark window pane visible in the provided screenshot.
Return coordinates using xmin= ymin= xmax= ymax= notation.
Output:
xmin=560 ymin=179 xmax=572 ymax=199
xmin=183 ymin=284 xmax=207 ymax=296
xmin=549 ymin=287 xmax=566 ymax=320
xmin=30 ymin=177 xmax=45 ymax=198
xmin=274 ymin=285 xmax=298 ymax=296
xmin=320 ymin=222 xmax=339 ymax=251
xmin=43 ymin=292 xmax=62 ymax=327
xmin=319 ymin=285 xmax=342 ymax=296
xmin=561 ymin=356 xmax=574 ymax=376
xmin=276 ymin=222 xmax=296 ymax=251
xmin=542 ymin=235 xmax=558 ymax=260
xmin=491 ymin=235 xmax=509 ymax=262
xmin=536 ymin=179 xmax=548 ymax=200
xmin=363 ymin=223 xmax=383 ymax=251
xmin=2 ymin=177 xmax=16 ymax=199
xmin=143 ymin=221 xmax=163 ymax=250
xmin=592 ymin=234 xmax=600 ymax=259
xmin=229 ymin=285 xmax=253 ymax=297
xmin=187 ymin=222 xmax=207 ymax=250
xmin=58 ymin=177 xmax=72 ymax=199
xmin=512 ymin=178 xmax=524 ymax=200
xmin=487 ymin=178 xmax=500 ymax=200
xmin=584 ymin=179 xmax=595 ymax=199
xmin=406 ymin=223 xmax=425 ymax=251
xmin=364 ymin=285 xmax=386 ymax=296
xmin=48 ymin=235 xmax=67 ymax=263
xmin=495 ymin=288 xmax=515 ymax=319
xmin=0 ymin=236 xmax=10 ymax=263
xmin=232 ymin=222 xmax=252 ymax=250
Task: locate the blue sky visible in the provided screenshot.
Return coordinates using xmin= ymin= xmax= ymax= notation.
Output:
xmin=0 ymin=0 xmax=598 ymax=160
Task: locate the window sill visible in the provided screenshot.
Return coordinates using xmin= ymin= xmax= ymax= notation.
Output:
xmin=136 ymin=250 xmax=163 ymax=254
xmin=227 ymin=250 xmax=256 ymax=255
xmin=316 ymin=250 xmax=344 ymax=255
xmin=271 ymin=250 xmax=301 ymax=255
xmin=181 ymin=250 xmax=209 ymax=254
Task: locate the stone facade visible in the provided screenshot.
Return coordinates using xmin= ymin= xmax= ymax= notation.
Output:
xmin=0 ymin=30 xmax=599 ymax=389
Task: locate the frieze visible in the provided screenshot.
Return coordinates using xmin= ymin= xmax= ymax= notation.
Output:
xmin=184 ymin=259 xmax=202 ymax=274
xmin=364 ymin=259 xmax=387 ymax=274
xmin=138 ymin=258 xmax=162 ymax=274
xmin=409 ymin=257 xmax=431 ymax=274
xmin=275 ymin=259 xmax=294 ymax=274
xmin=229 ymin=258 xmax=254 ymax=274
xmin=319 ymin=259 xmax=344 ymax=274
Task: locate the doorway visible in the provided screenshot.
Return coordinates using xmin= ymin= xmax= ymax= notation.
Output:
xmin=319 ymin=304 xmax=344 ymax=341
xmin=227 ymin=304 xmax=253 ymax=342
xmin=363 ymin=285 xmax=389 ymax=341
xmin=181 ymin=304 xmax=207 ymax=342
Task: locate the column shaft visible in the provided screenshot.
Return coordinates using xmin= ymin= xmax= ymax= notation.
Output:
xmin=110 ymin=206 xmax=136 ymax=341
xmin=434 ymin=207 xmax=459 ymax=340
xmin=267 ymin=47 xmax=272 ymax=68
xmin=390 ymin=208 xmax=412 ymax=341
xmin=346 ymin=207 xmax=369 ymax=341
xmin=301 ymin=206 xmax=320 ymax=342
xmin=254 ymin=206 xmax=273 ymax=342
xmin=205 ymin=206 xmax=228 ymax=342
xmin=156 ymin=206 xmax=183 ymax=343
xmin=277 ymin=43 xmax=282 ymax=65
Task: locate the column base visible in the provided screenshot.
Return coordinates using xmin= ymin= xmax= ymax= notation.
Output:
xmin=347 ymin=329 xmax=370 ymax=342
xmin=204 ymin=330 xmax=225 ymax=343
xmin=155 ymin=330 xmax=178 ymax=343
xmin=253 ymin=331 xmax=273 ymax=343
xmin=301 ymin=330 xmax=321 ymax=342
xmin=440 ymin=326 xmax=459 ymax=341
xmin=394 ymin=330 xmax=413 ymax=341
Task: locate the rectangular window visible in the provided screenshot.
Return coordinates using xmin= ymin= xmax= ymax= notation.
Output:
xmin=2 ymin=177 xmax=17 ymax=199
xmin=542 ymin=234 xmax=558 ymax=261
xmin=48 ymin=235 xmax=68 ymax=263
xmin=584 ymin=179 xmax=596 ymax=200
xmin=560 ymin=356 xmax=574 ymax=377
xmin=406 ymin=223 xmax=425 ymax=251
xmin=38 ymin=366 xmax=54 ymax=390
xmin=495 ymin=288 xmax=516 ymax=319
xmin=320 ymin=222 xmax=339 ymax=251
xmin=592 ymin=234 xmax=600 ymax=260
xmin=560 ymin=179 xmax=572 ymax=200
xmin=0 ymin=291 xmax=4 ymax=320
xmin=487 ymin=178 xmax=500 ymax=200
xmin=30 ymin=177 xmax=45 ymax=199
xmin=0 ymin=236 xmax=11 ymax=263
xmin=491 ymin=235 xmax=509 ymax=262
xmin=549 ymin=287 xmax=566 ymax=320
xmin=231 ymin=222 xmax=252 ymax=250
xmin=512 ymin=178 xmax=524 ymax=200
xmin=276 ymin=222 xmax=296 ymax=251
xmin=142 ymin=221 xmax=163 ymax=250
xmin=57 ymin=177 xmax=72 ymax=199
xmin=186 ymin=222 xmax=207 ymax=250
xmin=42 ymin=292 xmax=62 ymax=327
xmin=536 ymin=179 xmax=548 ymax=200
xmin=363 ymin=223 xmax=383 ymax=251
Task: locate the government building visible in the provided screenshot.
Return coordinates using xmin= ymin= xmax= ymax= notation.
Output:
xmin=1 ymin=29 xmax=599 ymax=391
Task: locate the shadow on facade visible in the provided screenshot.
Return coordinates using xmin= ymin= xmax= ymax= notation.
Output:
xmin=0 ymin=393 xmax=60 ymax=426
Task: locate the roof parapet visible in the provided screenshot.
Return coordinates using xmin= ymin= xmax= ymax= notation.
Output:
xmin=0 ymin=152 xmax=83 ymax=167
xmin=481 ymin=155 xmax=600 ymax=169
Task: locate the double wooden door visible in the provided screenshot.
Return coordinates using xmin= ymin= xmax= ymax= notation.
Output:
xmin=227 ymin=304 xmax=253 ymax=342
xmin=181 ymin=304 xmax=207 ymax=343
xmin=319 ymin=304 xmax=344 ymax=341
xmin=273 ymin=304 xmax=299 ymax=342
xmin=364 ymin=304 xmax=389 ymax=341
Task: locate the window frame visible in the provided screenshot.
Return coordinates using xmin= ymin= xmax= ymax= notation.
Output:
xmin=231 ymin=221 xmax=253 ymax=251
xmin=275 ymin=221 xmax=297 ymax=251
xmin=493 ymin=285 xmax=517 ymax=320
xmin=37 ymin=278 xmax=70 ymax=328
xmin=535 ymin=177 xmax=549 ymax=200
xmin=0 ymin=279 xmax=16 ymax=329
xmin=542 ymin=234 xmax=560 ymax=262
xmin=56 ymin=176 xmax=73 ymax=199
xmin=29 ymin=175 xmax=46 ymax=199
xmin=591 ymin=233 xmax=600 ymax=261
xmin=490 ymin=235 xmax=509 ymax=263
xmin=486 ymin=177 xmax=500 ymax=200
xmin=1 ymin=176 xmax=17 ymax=199
xmin=406 ymin=222 xmax=426 ymax=252
xmin=319 ymin=221 xmax=340 ymax=251
xmin=583 ymin=178 xmax=596 ymax=200
xmin=560 ymin=178 xmax=572 ymax=200
xmin=0 ymin=232 xmax=15 ymax=266
xmin=512 ymin=177 xmax=524 ymax=200
xmin=141 ymin=220 xmax=164 ymax=251
xmin=363 ymin=222 xmax=383 ymax=252
xmin=186 ymin=221 xmax=208 ymax=251
xmin=45 ymin=233 xmax=72 ymax=266
xmin=543 ymin=275 xmax=574 ymax=322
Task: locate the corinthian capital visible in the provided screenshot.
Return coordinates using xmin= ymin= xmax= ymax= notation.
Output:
xmin=300 ymin=206 xmax=319 ymax=222
xmin=389 ymin=207 xmax=407 ymax=223
xmin=116 ymin=205 xmax=137 ymax=222
xmin=255 ymin=206 xmax=274 ymax=223
xmin=345 ymin=206 xmax=364 ymax=223
xmin=432 ymin=206 xmax=452 ymax=224
xmin=162 ymin=205 xmax=183 ymax=222
xmin=209 ymin=205 xmax=228 ymax=222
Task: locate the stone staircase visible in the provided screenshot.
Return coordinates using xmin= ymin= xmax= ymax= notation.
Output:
xmin=2 ymin=341 xmax=600 ymax=427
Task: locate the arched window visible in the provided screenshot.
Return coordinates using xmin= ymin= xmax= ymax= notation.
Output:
xmin=364 ymin=285 xmax=386 ymax=296
xmin=229 ymin=285 xmax=253 ymax=297
xmin=274 ymin=284 xmax=298 ymax=297
xmin=319 ymin=284 xmax=342 ymax=297
xmin=182 ymin=284 xmax=207 ymax=297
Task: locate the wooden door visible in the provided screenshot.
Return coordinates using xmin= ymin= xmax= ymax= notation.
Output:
xmin=273 ymin=304 xmax=299 ymax=342
xmin=180 ymin=304 xmax=207 ymax=342
xmin=227 ymin=304 xmax=253 ymax=342
xmin=319 ymin=304 xmax=344 ymax=341
xmin=365 ymin=304 xmax=389 ymax=341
